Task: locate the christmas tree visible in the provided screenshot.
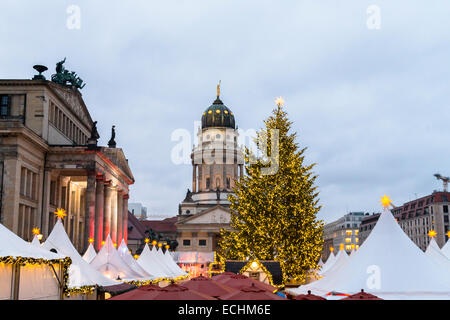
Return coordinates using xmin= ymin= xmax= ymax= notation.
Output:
xmin=218 ymin=97 xmax=324 ymax=283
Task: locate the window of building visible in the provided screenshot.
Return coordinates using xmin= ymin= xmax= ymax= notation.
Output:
xmin=199 ymin=239 xmax=207 ymax=246
xmin=226 ymin=177 xmax=231 ymax=189
xmin=0 ymin=95 xmax=10 ymax=116
xmin=206 ymin=177 xmax=210 ymax=189
xmin=249 ymin=272 xmax=260 ymax=280
xmin=183 ymin=239 xmax=191 ymax=246
xmin=444 ymin=215 xmax=449 ymax=223
xmin=345 ymin=237 xmax=351 ymax=243
xmin=346 ymin=230 xmax=352 ymax=236
xmin=444 ymin=205 xmax=448 ymax=214
xmin=216 ymin=178 xmax=220 ymax=189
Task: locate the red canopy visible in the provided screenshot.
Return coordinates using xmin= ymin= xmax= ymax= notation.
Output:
xmin=215 ymin=274 xmax=277 ymax=292
xmin=182 ymin=275 xmax=237 ymax=298
xmin=110 ymin=283 xmax=216 ymax=300
xmin=294 ymin=290 xmax=326 ymax=300
xmin=219 ymin=283 xmax=285 ymax=300
xmin=211 ymin=272 xmax=236 ymax=281
xmin=341 ymin=289 xmax=383 ymax=300
xmin=109 ymin=284 xmax=160 ymax=300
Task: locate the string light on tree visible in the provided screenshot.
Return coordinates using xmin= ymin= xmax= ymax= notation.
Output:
xmin=218 ymin=97 xmax=324 ymax=284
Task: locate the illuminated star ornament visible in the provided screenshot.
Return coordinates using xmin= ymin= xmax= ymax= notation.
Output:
xmin=32 ymin=227 xmax=40 ymax=235
xmin=54 ymin=208 xmax=67 ymax=219
xmin=275 ymin=96 xmax=285 ymax=107
xmin=428 ymin=230 xmax=437 ymax=238
xmin=380 ymin=194 xmax=392 ymax=208
xmin=88 ymin=238 xmax=94 ymax=244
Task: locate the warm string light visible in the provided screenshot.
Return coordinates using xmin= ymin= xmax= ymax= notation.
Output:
xmin=217 ymin=102 xmax=324 ymax=284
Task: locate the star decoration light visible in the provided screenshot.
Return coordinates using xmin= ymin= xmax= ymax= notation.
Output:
xmin=275 ymin=96 xmax=285 ymax=107
xmin=54 ymin=208 xmax=67 ymax=219
xmin=152 ymin=240 xmax=157 ymax=246
xmin=144 ymin=238 xmax=150 ymax=243
xmin=32 ymin=227 xmax=40 ymax=235
xmin=88 ymin=238 xmax=94 ymax=244
xmin=428 ymin=230 xmax=437 ymax=238
xmin=330 ymin=246 xmax=334 ymax=252
xmin=380 ymin=194 xmax=392 ymax=208
xmin=447 ymin=231 xmax=450 ymax=238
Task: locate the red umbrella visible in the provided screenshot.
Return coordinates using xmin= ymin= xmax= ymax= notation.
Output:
xmin=211 ymin=272 xmax=236 ymax=281
xmin=109 ymin=284 xmax=160 ymax=300
xmin=219 ymin=283 xmax=285 ymax=300
xmin=110 ymin=283 xmax=216 ymax=300
xmin=182 ymin=275 xmax=237 ymax=298
xmin=216 ymin=274 xmax=277 ymax=292
xmin=294 ymin=290 xmax=326 ymax=300
xmin=341 ymin=289 xmax=383 ymax=300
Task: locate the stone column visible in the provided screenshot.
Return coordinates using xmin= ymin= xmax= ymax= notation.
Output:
xmin=117 ymin=189 xmax=123 ymax=243
xmin=192 ymin=165 xmax=197 ymax=193
xmin=41 ymin=169 xmax=51 ymax=237
xmin=111 ymin=186 xmax=118 ymax=244
xmin=84 ymin=172 xmax=96 ymax=252
xmin=103 ymin=181 xmax=112 ymax=240
xmin=239 ymin=164 xmax=244 ymax=180
xmin=122 ymin=194 xmax=129 ymax=244
xmin=94 ymin=174 xmax=104 ymax=251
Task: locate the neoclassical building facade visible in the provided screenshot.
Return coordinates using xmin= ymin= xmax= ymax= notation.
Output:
xmin=176 ymin=89 xmax=243 ymax=254
xmin=0 ymin=63 xmax=134 ymax=253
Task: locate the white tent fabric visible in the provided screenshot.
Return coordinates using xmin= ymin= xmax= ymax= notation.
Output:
xmin=425 ymin=238 xmax=450 ymax=270
xmin=136 ymin=244 xmax=174 ymax=279
xmin=117 ymin=239 xmax=154 ymax=280
xmin=159 ymin=249 xmax=188 ymax=277
xmin=287 ymin=209 xmax=450 ymax=299
xmin=90 ymin=235 xmax=144 ymax=281
xmin=0 ymin=222 xmax=66 ymax=300
xmin=82 ymin=243 xmax=97 ymax=264
xmin=42 ymin=219 xmax=117 ymax=288
xmin=172 ymin=251 xmax=215 ymax=264
xmin=442 ymin=240 xmax=450 ymax=259
xmin=320 ymin=250 xmax=350 ymax=277
xmin=149 ymin=246 xmax=178 ymax=277
xmin=0 ymin=223 xmax=63 ymax=261
xmin=318 ymin=251 xmax=336 ymax=275
xmin=318 ymin=258 xmax=324 ymax=267
xmin=30 ymin=235 xmax=41 ymax=248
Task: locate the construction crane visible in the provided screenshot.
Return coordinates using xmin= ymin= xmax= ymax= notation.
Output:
xmin=434 ymin=173 xmax=450 ymax=192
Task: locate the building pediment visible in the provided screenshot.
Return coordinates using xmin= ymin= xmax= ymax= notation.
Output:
xmin=47 ymin=82 xmax=93 ymax=128
xmin=176 ymin=205 xmax=231 ymax=225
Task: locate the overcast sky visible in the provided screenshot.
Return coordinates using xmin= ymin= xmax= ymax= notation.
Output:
xmin=2 ymin=1 xmax=450 ymax=223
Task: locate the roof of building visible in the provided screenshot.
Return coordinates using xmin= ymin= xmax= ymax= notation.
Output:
xmin=360 ymin=213 xmax=381 ymax=225
xmin=392 ymin=191 xmax=450 ymax=220
xmin=141 ymin=217 xmax=177 ymax=233
xmin=201 ymin=97 xmax=235 ymax=129
xmin=127 ymin=211 xmax=147 ymax=240
xmin=224 ymin=260 xmax=283 ymax=285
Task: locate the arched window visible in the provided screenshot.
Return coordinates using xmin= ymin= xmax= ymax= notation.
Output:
xmin=216 ymin=178 xmax=220 ymax=189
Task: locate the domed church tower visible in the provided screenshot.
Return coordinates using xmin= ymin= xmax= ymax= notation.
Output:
xmin=176 ymin=83 xmax=243 ymax=259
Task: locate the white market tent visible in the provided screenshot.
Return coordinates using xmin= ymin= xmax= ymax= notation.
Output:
xmin=137 ymin=244 xmax=174 ymax=279
xmin=287 ymin=209 xmax=450 ymax=299
xmin=42 ymin=219 xmax=117 ymax=292
xmin=89 ymin=235 xmax=143 ymax=281
xmin=159 ymin=248 xmax=188 ymax=277
xmin=172 ymin=251 xmax=215 ymax=264
xmin=318 ymin=258 xmax=324 ymax=267
xmin=0 ymin=222 xmax=68 ymax=300
xmin=442 ymin=240 xmax=450 ymax=259
xmin=318 ymin=251 xmax=336 ymax=275
xmin=425 ymin=238 xmax=450 ymax=270
xmin=30 ymin=235 xmax=41 ymax=248
xmin=320 ymin=249 xmax=350 ymax=277
xmin=117 ymin=239 xmax=154 ymax=280
xmin=82 ymin=243 xmax=97 ymax=264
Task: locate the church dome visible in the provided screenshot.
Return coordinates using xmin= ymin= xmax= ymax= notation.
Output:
xmin=201 ymin=97 xmax=235 ymax=129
